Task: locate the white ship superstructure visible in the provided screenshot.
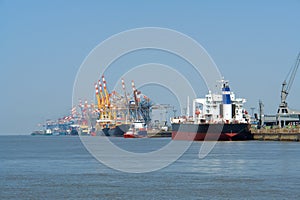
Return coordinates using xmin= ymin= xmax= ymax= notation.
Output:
xmin=192 ymin=80 xmax=249 ymax=124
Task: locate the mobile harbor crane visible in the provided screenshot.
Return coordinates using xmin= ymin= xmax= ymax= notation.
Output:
xmin=277 ymin=52 xmax=300 ymax=127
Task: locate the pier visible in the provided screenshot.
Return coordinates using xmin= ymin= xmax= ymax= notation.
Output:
xmin=251 ymin=127 xmax=300 ymax=141
xmin=147 ymin=130 xmax=172 ymax=138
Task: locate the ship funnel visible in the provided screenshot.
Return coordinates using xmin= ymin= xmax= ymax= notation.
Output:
xmin=222 ymin=81 xmax=232 ymax=122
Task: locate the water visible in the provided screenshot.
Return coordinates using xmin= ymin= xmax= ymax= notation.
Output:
xmin=1 ymin=136 xmax=300 ymax=199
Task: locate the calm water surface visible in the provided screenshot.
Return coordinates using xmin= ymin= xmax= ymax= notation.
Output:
xmin=1 ymin=136 xmax=300 ymax=199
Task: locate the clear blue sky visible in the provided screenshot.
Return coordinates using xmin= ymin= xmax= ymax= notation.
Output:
xmin=1 ymin=0 xmax=299 ymax=134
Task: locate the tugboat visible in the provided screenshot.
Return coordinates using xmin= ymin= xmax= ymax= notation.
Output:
xmin=124 ymin=121 xmax=147 ymax=138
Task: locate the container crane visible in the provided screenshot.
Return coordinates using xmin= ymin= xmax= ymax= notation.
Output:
xmin=98 ymin=80 xmax=105 ymax=119
xmin=102 ymin=75 xmax=112 ymax=120
xmin=129 ymin=80 xmax=153 ymax=124
xmin=98 ymin=80 xmax=104 ymax=108
xmin=122 ymin=78 xmax=128 ymax=105
xmin=94 ymin=83 xmax=101 ymax=111
xmin=129 ymin=80 xmax=138 ymax=120
xmin=121 ymin=78 xmax=129 ymax=123
xmin=102 ymin=75 xmax=110 ymax=108
xmin=131 ymin=80 xmax=138 ymax=106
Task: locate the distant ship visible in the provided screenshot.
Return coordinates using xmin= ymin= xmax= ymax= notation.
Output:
xmin=171 ymin=80 xmax=253 ymax=141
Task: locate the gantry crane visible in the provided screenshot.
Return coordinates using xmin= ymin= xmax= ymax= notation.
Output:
xmin=94 ymin=83 xmax=101 ymax=111
xmin=129 ymin=80 xmax=153 ymax=124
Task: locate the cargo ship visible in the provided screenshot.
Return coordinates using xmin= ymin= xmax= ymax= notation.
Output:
xmin=171 ymin=80 xmax=253 ymax=141
xmin=102 ymin=124 xmax=130 ymax=137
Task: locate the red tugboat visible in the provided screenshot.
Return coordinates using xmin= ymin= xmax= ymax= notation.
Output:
xmin=171 ymin=80 xmax=253 ymax=141
xmin=124 ymin=121 xmax=147 ymax=138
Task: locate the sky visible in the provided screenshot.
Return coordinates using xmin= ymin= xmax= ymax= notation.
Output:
xmin=0 ymin=0 xmax=299 ymax=134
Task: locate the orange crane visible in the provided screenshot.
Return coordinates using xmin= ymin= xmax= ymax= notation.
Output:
xmin=94 ymin=83 xmax=101 ymax=111
xmin=98 ymin=80 xmax=104 ymax=108
xmin=102 ymin=75 xmax=112 ymax=119
xmin=97 ymin=80 xmax=105 ymax=119
xmin=102 ymin=75 xmax=110 ymax=108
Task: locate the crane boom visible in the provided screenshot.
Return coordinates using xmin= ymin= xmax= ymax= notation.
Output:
xmin=280 ymin=52 xmax=300 ymax=107
xmin=131 ymin=80 xmax=138 ymax=106
xmin=121 ymin=78 xmax=128 ymax=105
xmin=102 ymin=75 xmax=110 ymax=107
xmin=286 ymin=52 xmax=300 ymax=92
xmin=94 ymin=83 xmax=101 ymax=110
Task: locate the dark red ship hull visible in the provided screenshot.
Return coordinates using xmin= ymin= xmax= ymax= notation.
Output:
xmin=172 ymin=123 xmax=253 ymax=141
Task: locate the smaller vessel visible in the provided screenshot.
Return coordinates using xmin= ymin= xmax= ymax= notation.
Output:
xmin=124 ymin=121 xmax=147 ymax=138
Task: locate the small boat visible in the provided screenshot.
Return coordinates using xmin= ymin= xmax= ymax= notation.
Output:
xmin=124 ymin=121 xmax=147 ymax=138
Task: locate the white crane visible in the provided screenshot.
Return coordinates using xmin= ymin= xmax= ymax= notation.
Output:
xmin=279 ymin=52 xmax=300 ymax=111
xmin=277 ymin=52 xmax=300 ymax=127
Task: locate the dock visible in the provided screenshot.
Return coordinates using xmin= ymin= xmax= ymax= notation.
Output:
xmin=251 ymin=127 xmax=300 ymax=141
xmin=147 ymin=130 xmax=172 ymax=138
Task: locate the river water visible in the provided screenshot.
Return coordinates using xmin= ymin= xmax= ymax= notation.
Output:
xmin=1 ymin=136 xmax=300 ymax=199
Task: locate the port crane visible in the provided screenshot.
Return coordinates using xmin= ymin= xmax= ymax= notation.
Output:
xmin=129 ymin=80 xmax=153 ymax=124
xmin=277 ymin=52 xmax=300 ymax=127
xmin=278 ymin=52 xmax=300 ymax=112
